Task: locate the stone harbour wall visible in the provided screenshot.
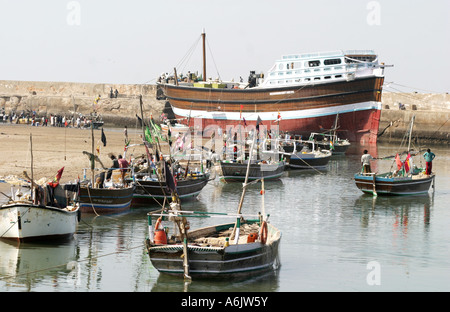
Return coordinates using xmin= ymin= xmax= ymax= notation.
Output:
xmin=0 ymin=80 xmax=164 ymax=127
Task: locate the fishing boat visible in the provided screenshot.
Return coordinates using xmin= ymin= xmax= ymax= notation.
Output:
xmin=126 ymin=96 xmax=211 ymax=207
xmin=308 ymin=132 xmax=350 ymax=155
xmin=281 ymin=139 xmax=332 ymax=169
xmin=77 ymin=179 xmax=135 ymax=214
xmin=145 ymin=131 xmax=281 ymax=279
xmin=74 ymin=126 xmax=135 ymax=214
xmin=130 ymin=170 xmax=209 ymax=207
xmin=159 ymin=31 xmax=389 ymax=144
xmin=354 ymin=116 xmax=436 ymax=196
xmin=0 ymin=200 xmax=80 ymax=242
xmin=0 ymin=135 xmax=80 ymax=242
xmin=219 ymin=160 xmax=285 ymax=182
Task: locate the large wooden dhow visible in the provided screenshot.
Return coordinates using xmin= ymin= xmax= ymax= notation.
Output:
xmin=160 ymin=32 xmax=388 ymax=143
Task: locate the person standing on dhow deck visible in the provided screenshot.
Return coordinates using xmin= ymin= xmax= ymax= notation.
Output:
xmin=423 ymin=148 xmax=435 ymax=175
xmin=361 ymin=150 xmax=375 ymax=174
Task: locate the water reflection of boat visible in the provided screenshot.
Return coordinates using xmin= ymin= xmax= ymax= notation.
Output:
xmin=0 ymin=240 xmax=77 ymax=289
xmin=355 ymin=193 xmax=432 ymax=227
xmin=151 ymin=268 xmax=280 ymax=292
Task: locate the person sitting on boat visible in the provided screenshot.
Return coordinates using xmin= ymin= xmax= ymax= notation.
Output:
xmin=361 ymin=150 xmax=375 ymax=174
xmin=106 ymin=154 xmax=120 ymax=181
xmin=423 ymin=148 xmax=435 ymax=175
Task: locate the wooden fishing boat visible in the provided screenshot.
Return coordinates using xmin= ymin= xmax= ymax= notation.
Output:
xmin=159 ymin=32 xmax=389 ymax=144
xmin=130 ymin=171 xmax=209 ymax=207
xmin=127 ymin=96 xmax=211 ymax=207
xmin=146 ymin=218 xmax=281 ymax=279
xmin=307 ymin=132 xmax=350 ymax=155
xmin=145 ymin=130 xmax=281 ymax=280
xmin=354 ymin=172 xmax=435 ymax=196
xmin=219 ymin=160 xmax=285 ymax=182
xmin=77 ymin=181 xmax=135 ymax=214
xmin=282 ymin=139 xmax=332 ymax=169
xmin=74 ymin=123 xmax=135 ymax=214
xmin=287 ymin=149 xmax=332 ymax=169
xmin=354 ymin=115 xmax=436 ymax=196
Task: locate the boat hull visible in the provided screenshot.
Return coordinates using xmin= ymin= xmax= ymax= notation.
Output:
xmin=354 ymin=173 xmax=435 ymax=196
xmin=0 ymin=203 xmax=79 ymax=242
xmin=146 ymin=222 xmax=281 ymax=279
xmin=130 ymin=174 xmax=209 ymax=207
xmin=163 ymin=76 xmax=384 ymax=143
xmin=219 ymin=161 xmax=285 ymax=182
xmin=287 ymin=152 xmax=331 ymax=169
xmin=78 ymin=185 xmax=135 ymax=214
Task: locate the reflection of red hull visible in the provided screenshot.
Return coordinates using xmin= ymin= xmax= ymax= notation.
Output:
xmin=164 ymin=76 xmax=384 ymax=143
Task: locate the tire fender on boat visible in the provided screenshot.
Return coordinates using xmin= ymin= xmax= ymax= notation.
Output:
xmin=259 ymin=221 xmax=268 ymax=244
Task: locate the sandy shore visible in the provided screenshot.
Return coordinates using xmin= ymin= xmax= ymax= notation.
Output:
xmin=0 ymin=123 xmax=154 ymax=185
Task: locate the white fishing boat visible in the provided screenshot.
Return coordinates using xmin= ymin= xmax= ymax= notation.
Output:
xmin=0 ymin=135 xmax=80 ymax=242
xmin=0 ymin=201 xmax=79 ymax=242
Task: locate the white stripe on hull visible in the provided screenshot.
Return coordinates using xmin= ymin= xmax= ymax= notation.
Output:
xmin=172 ymin=101 xmax=382 ymax=121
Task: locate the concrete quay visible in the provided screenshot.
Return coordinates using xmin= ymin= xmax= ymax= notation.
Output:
xmin=1 ymin=80 xmax=449 ymax=143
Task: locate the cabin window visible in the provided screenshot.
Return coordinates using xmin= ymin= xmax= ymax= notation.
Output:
xmin=278 ymin=63 xmax=284 ymax=70
xmin=335 ymin=74 xmax=342 ymax=78
xmin=324 ymin=58 xmax=342 ymax=65
xmin=324 ymin=76 xmax=331 ymax=79
xmin=308 ymin=60 xmax=320 ymax=67
xmin=314 ymin=77 xmax=320 ymax=80
xmin=305 ymin=78 xmax=311 ymax=81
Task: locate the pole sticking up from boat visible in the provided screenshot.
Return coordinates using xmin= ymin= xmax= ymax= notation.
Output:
xmin=30 ymin=133 xmax=34 ymax=202
xmin=202 ymin=29 xmax=206 ymax=82
xmin=230 ymin=129 xmax=257 ymax=243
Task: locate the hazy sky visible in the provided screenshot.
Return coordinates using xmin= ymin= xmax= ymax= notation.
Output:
xmin=1 ymin=0 xmax=449 ymax=93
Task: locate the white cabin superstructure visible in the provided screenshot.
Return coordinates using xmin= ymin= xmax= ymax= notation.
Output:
xmin=257 ymin=50 xmax=383 ymax=88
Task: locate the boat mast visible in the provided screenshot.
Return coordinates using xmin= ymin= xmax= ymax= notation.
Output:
xmin=202 ymin=29 xmax=206 ymax=82
xmin=407 ymin=115 xmax=415 ymax=152
xmin=30 ymin=133 xmax=34 ymax=202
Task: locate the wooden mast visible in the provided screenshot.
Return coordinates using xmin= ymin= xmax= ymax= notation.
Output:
xmin=202 ymin=30 xmax=206 ymax=82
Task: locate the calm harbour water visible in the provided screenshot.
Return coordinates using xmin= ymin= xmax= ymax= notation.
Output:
xmin=1 ymin=141 xmax=449 ymax=293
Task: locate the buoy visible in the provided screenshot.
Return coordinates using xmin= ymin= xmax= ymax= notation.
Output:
xmin=154 ymin=229 xmax=167 ymax=244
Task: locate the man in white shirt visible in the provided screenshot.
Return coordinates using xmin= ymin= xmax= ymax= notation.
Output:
xmin=361 ymin=150 xmax=375 ymax=173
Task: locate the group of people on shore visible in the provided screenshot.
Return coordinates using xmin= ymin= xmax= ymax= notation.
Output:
xmin=3 ymin=110 xmax=100 ymax=129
